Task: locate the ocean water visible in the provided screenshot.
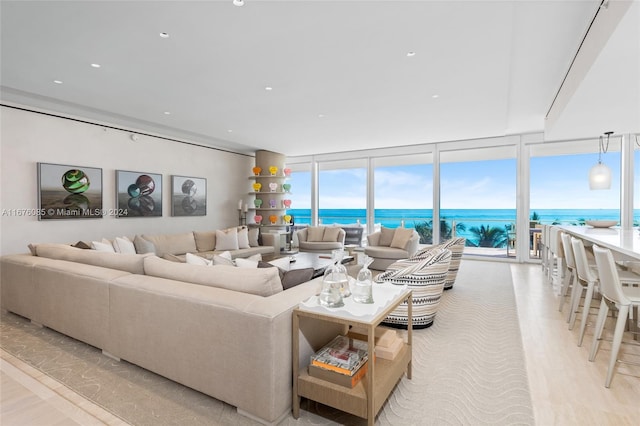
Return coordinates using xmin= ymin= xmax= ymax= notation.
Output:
xmin=287 ymin=209 xmax=636 ymax=242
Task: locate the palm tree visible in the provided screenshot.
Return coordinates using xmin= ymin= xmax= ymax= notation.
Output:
xmin=414 ymin=218 xmax=466 ymax=244
xmin=467 ymin=224 xmax=508 ymax=248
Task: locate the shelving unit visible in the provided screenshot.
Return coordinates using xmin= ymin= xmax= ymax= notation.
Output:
xmin=292 ymin=286 xmax=413 ymax=425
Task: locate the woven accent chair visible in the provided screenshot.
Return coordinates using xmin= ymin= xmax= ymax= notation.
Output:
xmin=375 ymin=248 xmax=452 ymax=329
xmin=413 ymin=237 xmax=466 ymax=290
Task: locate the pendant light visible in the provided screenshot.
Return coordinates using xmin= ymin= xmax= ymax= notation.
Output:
xmin=589 ymin=131 xmax=613 ymax=190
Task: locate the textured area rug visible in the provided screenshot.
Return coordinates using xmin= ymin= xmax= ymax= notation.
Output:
xmin=0 ymin=260 xmax=534 ymax=425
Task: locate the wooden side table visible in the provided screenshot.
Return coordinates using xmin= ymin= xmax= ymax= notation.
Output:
xmin=292 ymin=285 xmax=412 ymax=425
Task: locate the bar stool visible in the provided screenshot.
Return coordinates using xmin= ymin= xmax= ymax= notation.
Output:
xmin=571 ymin=237 xmax=640 ymax=347
xmin=547 ymin=226 xmax=564 ymax=289
xmin=589 ymin=245 xmax=640 ymax=387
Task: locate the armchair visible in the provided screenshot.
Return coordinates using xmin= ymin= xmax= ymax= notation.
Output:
xmin=296 ymin=226 xmax=345 ymax=253
xmin=364 ymin=227 xmax=420 ymax=270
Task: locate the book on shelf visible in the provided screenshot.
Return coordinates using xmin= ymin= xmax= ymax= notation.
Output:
xmin=310 ymin=335 xmax=368 ymax=376
xmin=308 ymin=362 xmax=368 ymax=388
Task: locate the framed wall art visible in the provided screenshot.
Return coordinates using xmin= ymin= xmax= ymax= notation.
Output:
xmin=116 ymin=170 xmax=162 ymax=217
xmin=37 ymin=162 xmax=103 ymax=220
xmin=171 ymin=175 xmax=206 ymax=216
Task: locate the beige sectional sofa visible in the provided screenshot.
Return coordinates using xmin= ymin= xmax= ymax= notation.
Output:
xmin=0 ymin=236 xmax=342 ymax=424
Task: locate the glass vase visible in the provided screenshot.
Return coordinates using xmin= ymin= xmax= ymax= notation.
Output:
xmin=353 ymin=255 xmax=374 ymax=304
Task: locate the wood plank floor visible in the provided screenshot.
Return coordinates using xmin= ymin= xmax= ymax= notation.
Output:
xmin=1 ymin=261 xmax=639 ymax=425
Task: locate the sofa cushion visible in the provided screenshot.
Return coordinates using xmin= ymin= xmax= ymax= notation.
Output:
xmin=143 ymin=256 xmax=283 ymax=296
xmin=364 ymin=245 xmax=409 ymax=260
xmin=91 ymin=240 xmax=116 ymax=252
xmin=193 ymin=231 xmax=216 ymax=252
xmin=322 ymin=226 xmax=341 ymax=242
xmin=141 ymin=232 xmax=196 ymax=257
xmin=215 ymin=228 xmax=239 ymax=251
xmin=212 ymin=251 xmax=235 ymax=266
xmin=390 ymin=228 xmax=414 ymax=250
xmin=379 ymin=226 xmax=395 ymax=246
xmin=133 ymin=235 xmax=156 ymax=254
xmin=34 ymin=243 xmax=148 ymax=274
xmin=306 ymin=226 xmax=325 ymax=242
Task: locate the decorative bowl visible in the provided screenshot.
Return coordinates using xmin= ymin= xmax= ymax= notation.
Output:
xmin=585 ymin=220 xmax=618 ymax=228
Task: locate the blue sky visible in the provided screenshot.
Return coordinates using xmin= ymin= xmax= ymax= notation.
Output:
xmin=289 ymin=151 xmax=629 ymax=210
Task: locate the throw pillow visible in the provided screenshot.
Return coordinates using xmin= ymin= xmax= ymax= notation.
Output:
xmin=322 ymin=226 xmax=341 ymax=242
xmin=235 ymin=253 xmax=263 ymax=268
xmin=215 ymin=228 xmax=239 ymax=251
xmin=390 ymin=228 xmax=414 ymax=250
xmin=71 ymin=241 xmax=92 ymax=249
xmin=306 ymin=226 xmax=325 ymax=242
xmin=114 ymin=236 xmax=136 ymax=254
xmin=212 ymin=250 xmax=235 ymax=266
xmin=237 ymin=226 xmax=250 ymax=249
xmin=378 ymin=226 xmax=395 ymax=246
xmin=163 ymin=253 xmax=185 ymax=263
xmin=133 ymin=235 xmax=156 ymax=254
xmin=186 ymin=252 xmax=213 ymax=266
xmin=248 ymin=227 xmax=260 ymax=247
xmin=91 ymin=240 xmax=115 ymax=252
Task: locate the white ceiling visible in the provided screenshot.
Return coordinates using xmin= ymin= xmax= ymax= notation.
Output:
xmin=1 ymin=0 xmax=635 ymax=157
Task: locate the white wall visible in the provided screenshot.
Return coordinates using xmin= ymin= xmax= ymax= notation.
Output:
xmin=0 ymin=106 xmax=254 ymax=255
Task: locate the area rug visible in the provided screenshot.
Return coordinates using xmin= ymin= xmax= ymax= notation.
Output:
xmin=0 ymin=260 xmax=534 ymax=425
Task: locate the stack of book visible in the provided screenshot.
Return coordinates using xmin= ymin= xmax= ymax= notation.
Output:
xmin=308 ymin=335 xmax=369 ymax=388
xmin=347 ymin=326 xmax=404 ymax=361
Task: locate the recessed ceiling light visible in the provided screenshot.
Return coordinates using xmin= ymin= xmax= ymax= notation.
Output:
xmin=264 ymin=86 xmax=273 ymax=91
xmin=227 ymin=129 xmax=233 ymax=133
xmin=233 ymin=0 xmax=245 ymax=6
xmin=91 ymin=63 xmax=101 ymax=68
xmin=407 ymin=51 xmax=416 ymax=57
xmin=159 ymin=32 xmax=169 ymax=38
xmin=164 ymin=111 xmax=171 ymax=115
xmin=318 ymin=114 xmax=325 ymax=118
xmin=53 ymin=80 xmax=63 ymax=84
xmin=432 ymin=94 xmax=440 ymax=99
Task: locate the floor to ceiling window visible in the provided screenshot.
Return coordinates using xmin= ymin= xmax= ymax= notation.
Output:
xmin=634 ymin=135 xmax=640 ymax=225
xmin=373 ymin=154 xmax=433 ymax=242
xmin=318 ymin=159 xmax=367 ymax=225
xmin=530 ymin=138 xmax=621 ymax=226
xmin=439 ymin=145 xmax=517 ymax=255
xmin=286 ymin=161 xmax=312 ymax=225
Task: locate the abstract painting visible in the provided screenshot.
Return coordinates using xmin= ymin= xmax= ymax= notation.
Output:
xmin=116 ymin=170 xmax=162 ymax=217
xmin=171 ymin=175 xmax=206 ymax=216
xmin=37 ymin=162 xmax=103 ymax=220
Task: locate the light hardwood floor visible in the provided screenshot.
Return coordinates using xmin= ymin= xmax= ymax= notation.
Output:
xmin=1 ymin=261 xmax=639 ymax=425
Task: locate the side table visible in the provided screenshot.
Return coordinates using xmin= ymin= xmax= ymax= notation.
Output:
xmin=292 ymin=285 xmax=412 ymax=425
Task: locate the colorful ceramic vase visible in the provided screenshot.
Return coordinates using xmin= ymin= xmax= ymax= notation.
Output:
xmin=252 ymin=166 xmax=262 ymax=176
xmin=252 ymin=182 xmax=262 ymax=192
xmin=283 ymin=168 xmax=292 ymax=177
xmin=283 ymin=214 xmax=292 ymax=224
xmin=269 ymin=199 xmax=276 ymax=208
xmin=254 ymin=214 xmax=262 ymax=224
xmin=254 ymin=198 xmax=263 ymax=208
xmin=282 ymin=183 xmax=291 ymax=192
xmin=269 ymin=182 xmax=278 ymax=192
xmin=269 ymin=166 xmax=278 ymax=176
xmin=283 ymin=199 xmax=292 ymax=208
xmin=269 ymin=215 xmax=277 ymax=224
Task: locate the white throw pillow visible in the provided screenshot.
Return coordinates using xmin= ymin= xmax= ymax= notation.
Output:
xmin=268 ymin=256 xmax=291 ymax=271
xmin=91 ymin=240 xmax=115 ymax=252
xmin=186 ymin=252 xmax=213 ymax=266
xmin=237 ymin=227 xmax=250 ymax=249
xmin=248 ymin=227 xmax=260 ymax=247
xmin=212 ymin=250 xmax=235 ymax=266
xmin=234 ymin=253 xmax=263 ymax=268
xmin=215 ymin=228 xmax=239 ymax=251
xmin=114 ymin=236 xmax=136 ymax=254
